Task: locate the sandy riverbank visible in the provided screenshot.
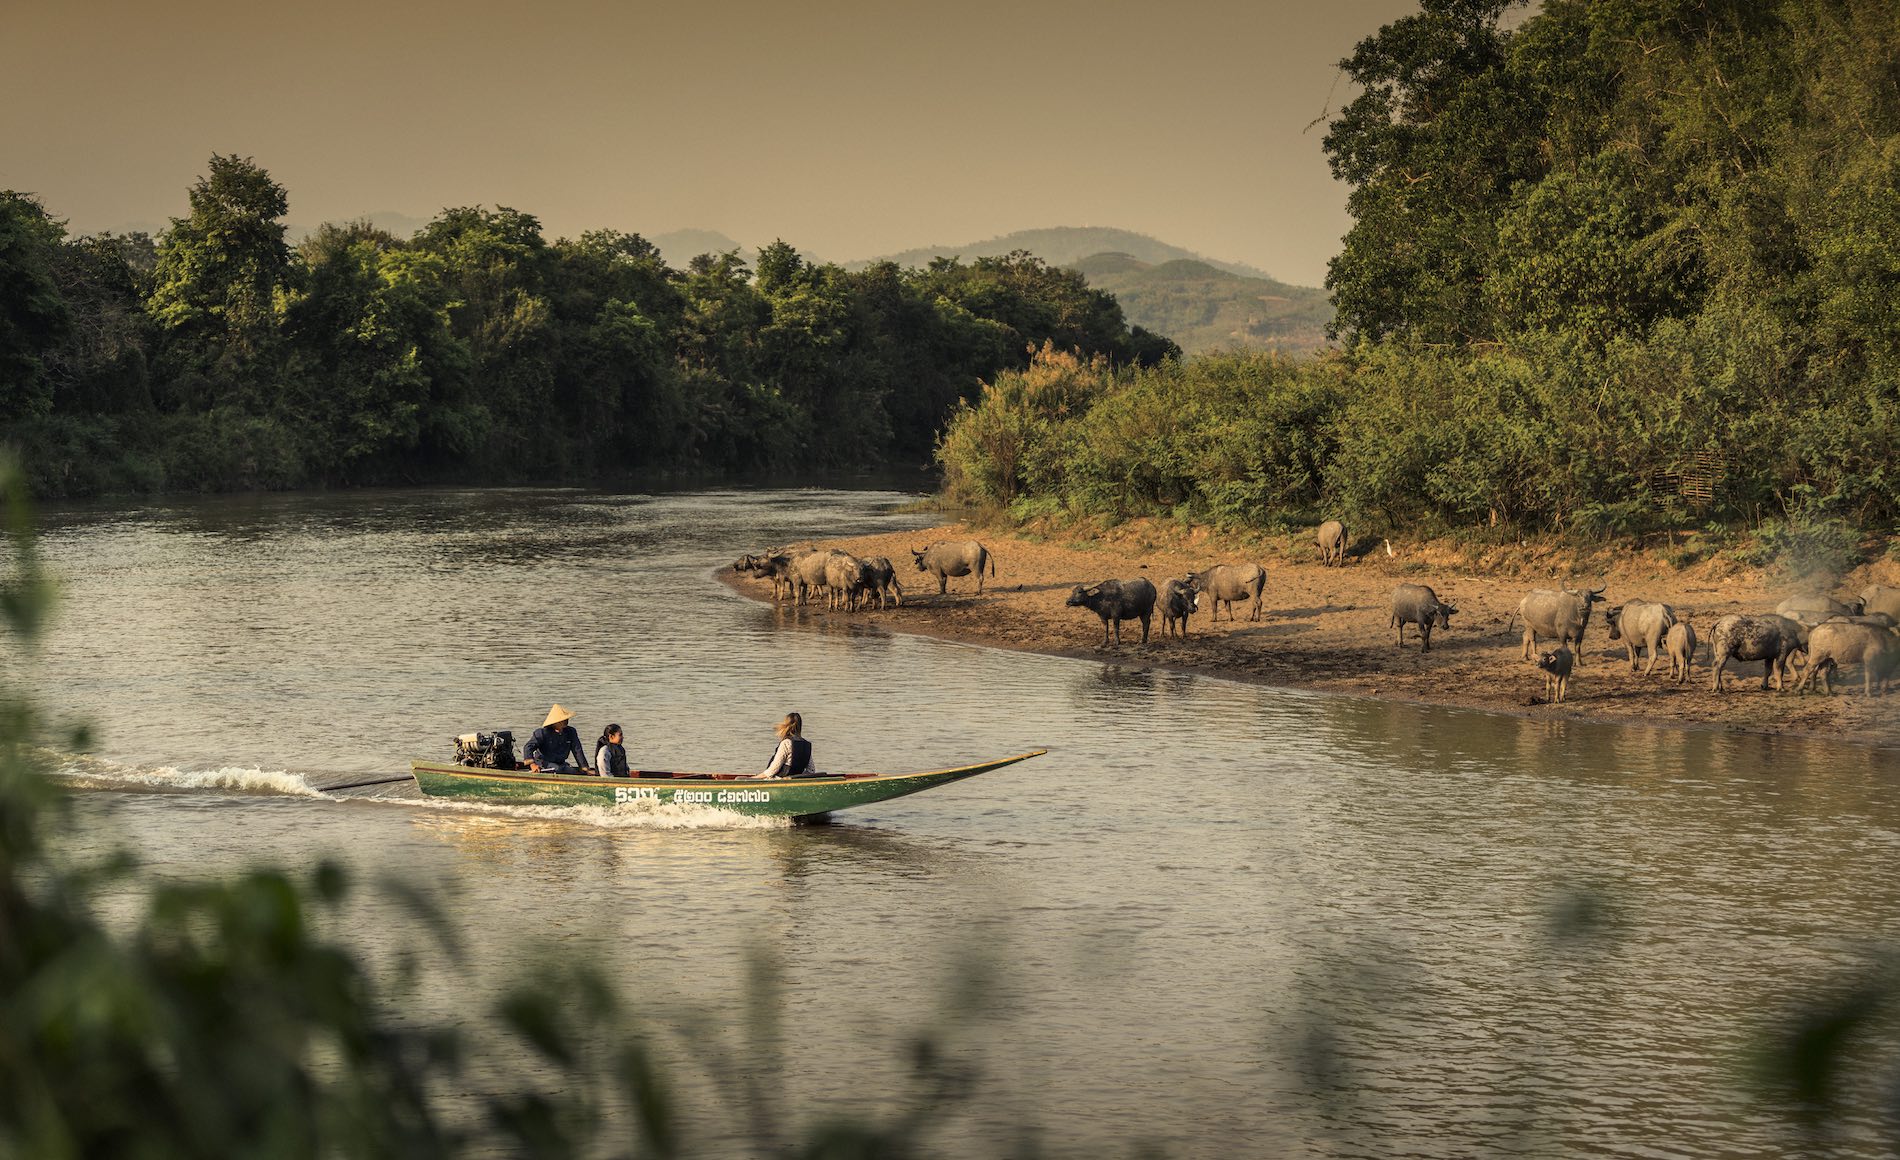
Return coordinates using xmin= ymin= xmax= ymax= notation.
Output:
xmin=721 ymin=520 xmax=1900 ymax=751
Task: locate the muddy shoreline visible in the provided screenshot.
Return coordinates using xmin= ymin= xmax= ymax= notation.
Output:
xmin=720 ymin=522 xmax=1900 ymax=752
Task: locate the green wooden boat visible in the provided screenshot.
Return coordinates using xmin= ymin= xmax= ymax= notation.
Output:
xmin=408 ymin=749 xmax=1047 ymax=819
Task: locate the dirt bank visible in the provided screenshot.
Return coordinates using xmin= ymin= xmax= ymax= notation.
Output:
xmin=722 ymin=521 xmax=1900 ymax=751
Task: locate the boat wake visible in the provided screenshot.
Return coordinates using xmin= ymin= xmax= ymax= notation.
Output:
xmin=392 ymin=795 xmax=791 ymax=831
xmin=37 ymin=751 xmax=788 ymax=829
xmin=40 ymin=751 xmax=330 ymax=799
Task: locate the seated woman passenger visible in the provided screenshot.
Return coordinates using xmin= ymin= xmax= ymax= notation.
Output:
xmin=595 ymin=723 xmax=631 ymax=778
xmin=757 ymin=712 xmax=816 ymax=778
xmin=525 ymin=704 xmax=592 ymax=774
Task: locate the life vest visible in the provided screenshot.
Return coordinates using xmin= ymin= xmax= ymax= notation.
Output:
xmin=598 ymin=740 xmax=629 ymax=776
xmin=787 ymin=737 xmax=812 ymax=776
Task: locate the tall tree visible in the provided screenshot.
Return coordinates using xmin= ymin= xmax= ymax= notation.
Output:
xmin=146 ymin=155 xmax=292 ymax=409
xmin=0 ymin=193 xmax=70 ymax=421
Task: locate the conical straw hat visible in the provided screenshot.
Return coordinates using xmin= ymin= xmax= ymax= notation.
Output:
xmin=543 ymin=704 xmax=573 ymax=727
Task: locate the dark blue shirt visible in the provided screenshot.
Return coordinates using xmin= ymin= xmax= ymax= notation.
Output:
xmin=525 ymin=723 xmax=586 ymax=768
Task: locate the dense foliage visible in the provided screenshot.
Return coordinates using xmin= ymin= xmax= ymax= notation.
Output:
xmin=941 ymin=0 xmax=1900 ymax=540
xmin=0 ymin=159 xmax=1175 ymax=498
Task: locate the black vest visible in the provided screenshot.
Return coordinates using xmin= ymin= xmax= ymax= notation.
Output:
xmin=784 ymin=737 xmax=812 ymax=776
xmin=598 ymin=740 xmax=629 ymax=777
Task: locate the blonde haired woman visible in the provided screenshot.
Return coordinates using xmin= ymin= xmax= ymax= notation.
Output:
xmin=758 ymin=712 xmax=815 ymax=778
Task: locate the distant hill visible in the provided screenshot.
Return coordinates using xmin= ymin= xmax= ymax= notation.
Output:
xmin=1067 ymin=253 xmax=1333 ymax=356
xmin=857 ymin=226 xmax=1277 ymax=281
xmin=847 ymin=227 xmax=1332 ymax=354
xmin=649 ymin=229 xmax=752 ymax=266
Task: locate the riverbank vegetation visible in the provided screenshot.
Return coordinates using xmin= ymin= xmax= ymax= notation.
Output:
xmin=939 ymin=0 xmax=1900 ymax=558
xmin=0 ymin=162 xmax=1175 ymax=499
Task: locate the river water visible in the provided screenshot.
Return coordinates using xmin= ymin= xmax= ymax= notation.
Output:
xmin=24 ymin=487 xmax=1900 ymax=1157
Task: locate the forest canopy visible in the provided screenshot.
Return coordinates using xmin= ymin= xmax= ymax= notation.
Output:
xmin=0 ymin=158 xmax=1176 ymax=498
xmin=940 ymin=0 xmax=1900 ymax=538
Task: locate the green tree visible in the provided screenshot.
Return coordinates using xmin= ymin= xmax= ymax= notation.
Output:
xmin=146 ymin=155 xmax=292 ymax=410
xmin=0 ymin=193 xmax=71 ymax=422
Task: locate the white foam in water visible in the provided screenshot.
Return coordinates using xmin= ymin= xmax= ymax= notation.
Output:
xmin=396 ymin=795 xmax=790 ymax=831
xmin=40 ymin=751 xmax=328 ymax=799
xmin=40 ymin=750 xmax=786 ymax=828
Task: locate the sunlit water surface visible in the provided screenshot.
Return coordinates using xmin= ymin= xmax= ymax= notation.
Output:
xmin=26 ymin=487 xmax=1900 ymax=1157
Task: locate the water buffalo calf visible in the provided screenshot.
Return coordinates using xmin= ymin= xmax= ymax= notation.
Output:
xmin=1710 ymin=614 xmax=1809 ymax=693
xmin=859 ymin=555 xmax=902 ymax=610
xmin=1316 ymin=520 xmax=1347 ymax=566
xmin=1389 ymin=583 xmax=1455 ymax=651
xmin=1537 ymin=647 xmax=1575 ymax=703
xmin=1664 ymin=621 xmax=1698 ymax=685
xmin=1067 ymin=578 xmax=1157 ymax=646
xmin=1605 ymin=598 xmax=1677 ymax=676
xmin=1160 ymin=578 xmax=1199 ymax=639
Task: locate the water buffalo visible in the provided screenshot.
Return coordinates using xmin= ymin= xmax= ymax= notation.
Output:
xmin=1664 ymin=621 xmax=1698 ymax=685
xmin=859 ymin=556 xmax=902 ymax=610
xmin=1316 ymin=520 xmax=1347 ymax=566
xmin=735 ymin=552 xmax=796 ymax=603
xmin=787 ymin=549 xmax=852 ymax=607
xmin=1797 ymin=620 xmax=1899 ymax=697
xmin=1066 ymin=578 xmax=1157 ymax=646
xmin=1860 ymin=585 xmax=1900 ymax=622
xmin=1819 ymin=612 xmax=1898 ymax=631
xmin=1537 ymin=646 xmax=1574 ymax=703
xmin=1514 ymin=586 xmax=1606 ymax=664
xmin=1604 ymin=598 xmax=1678 ymax=676
xmin=1188 ymin=563 xmax=1266 ymax=622
xmin=822 ymin=553 xmax=872 ymax=611
xmin=1709 ymin=614 xmax=1810 ymax=693
xmin=910 ymin=540 xmax=995 ymax=595
xmin=1774 ymin=592 xmax=1864 ymax=627
xmin=1389 ymin=583 xmax=1455 ymax=651
xmin=1160 ymin=577 xmax=1200 ymax=639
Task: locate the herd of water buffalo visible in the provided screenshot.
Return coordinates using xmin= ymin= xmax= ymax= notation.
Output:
xmin=1508 ymin=583 xmax=1900 ymax=702
xmin=735 ymin=531 xmax=1900 ymax=702
xmin=733 ymin=540 xmax=996 ymax=611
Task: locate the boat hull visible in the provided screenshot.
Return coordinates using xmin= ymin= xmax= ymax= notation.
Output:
xmin=408 ymin=750 xmax=1046 ymax=819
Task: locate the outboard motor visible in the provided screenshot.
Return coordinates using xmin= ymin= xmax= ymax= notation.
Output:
xmin=453 ymin=730 xmax=517 ymax=769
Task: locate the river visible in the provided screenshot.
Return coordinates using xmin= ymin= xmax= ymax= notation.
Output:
xmin=25 ymin=486 xmax=1900 ymax=1157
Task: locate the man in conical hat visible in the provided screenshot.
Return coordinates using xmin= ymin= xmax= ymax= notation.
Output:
xmin=524 ymin=703 xmax=592 ymax=774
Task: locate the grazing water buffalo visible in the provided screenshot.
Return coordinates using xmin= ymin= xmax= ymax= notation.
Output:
xmin=860 ymin=556 xmax=902 ymax=610
xmin=1797 ymin=621 xmax=1899 ymax=697
xmin=1709 ymin=614 xmax=1810 ymax=693
xmin=735 ymin=552 xmax=796 ymax=602
xmin=911 ymin=540 xmax=995 ymax=595
xmin=1775 ymin=593 xmax=1864 ymax=627
xmin=1860 ymin=585 xmax=1900 ymax=622
xmin=1664 ymin=621 xmax=1698 ymax=684
xmin=1316 ymin=520 xmax=1348 ymax=566
xmin=1188 ymin=563 xmax=1267 ymax=622
xmin=1160 ymin=578 xmax=1200 ymax=639
xmin=1537 ymin=646 xmax=1575 ymax=703
xmin=1514 ymin=587 xmax=1606 ymax=664
xmin=1389 ymin=583 xmax=1455 ymax=651
xmin=1604 ymin=599 xmax=1677 ymax=675
xmin=1066 ymin=578 xmax=1157 ymax=646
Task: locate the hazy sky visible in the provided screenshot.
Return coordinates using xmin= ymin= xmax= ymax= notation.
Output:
xmin=5 ymin=0 xmax=1423 ymax=286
